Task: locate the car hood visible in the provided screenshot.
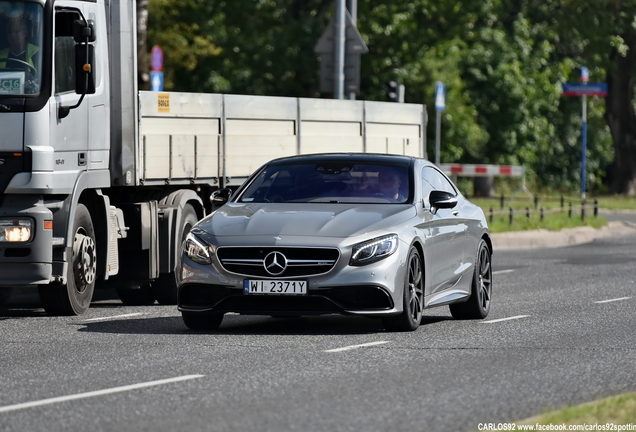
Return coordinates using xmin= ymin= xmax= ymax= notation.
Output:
xmin=197 ymin=203 xmax=417 ymax=238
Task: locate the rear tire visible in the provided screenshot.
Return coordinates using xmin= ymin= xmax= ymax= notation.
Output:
xmin=383 ymin=246 xmax=424 ymax=332
xmin=39 ymin=204 xmax=97 ymax=316
xmin=154 ymin=203 xmax=198 ymax=305
xmin=449 ymin=239 xmax=492 ymax=320
xmin=182 ymin=311 xmax=224 ymax=330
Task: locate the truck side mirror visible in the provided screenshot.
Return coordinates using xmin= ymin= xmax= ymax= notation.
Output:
xmin=73 ymin=19 xmax=96 ymax=43
xmin=75 ymin=44 xmax=95 ymax=95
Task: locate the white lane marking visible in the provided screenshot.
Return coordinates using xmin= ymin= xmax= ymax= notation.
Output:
xmin=325 ymin=341 xmax=390 ymax=353
xmin=84 ymin=313 xmax=145 ymax=322
xmin=482 ymin=315 xmax=529 ymax=324
xmin=595 ymin=297 xmax=631 ymax=304
xmin=493 ymin=269 xmax=515 ymax=275
xmin=0 ymin=375 xmax=204 ymax=414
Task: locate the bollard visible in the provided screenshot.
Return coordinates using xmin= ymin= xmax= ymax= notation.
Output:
xmin=509 ymin=207 xmax=514 ymax=225
xmin=489 ymin=207 xmax=494 ymax=224
xmin=534 ymin=195 xmax=539 ymax=209
xmin=540 ymin=207 xmax=544 ymax=222
xmin=581 ymin=199 xmax=586 ymax=221
xmin=568 ymin=202 xmax=572 ymax=218
xmin=500 ymin=193 xmax=505 ymax=209
xmin=526 ymin=206 xmax=530 ymax=220
xmin=594 ymin=199 xmax=598 ymax=217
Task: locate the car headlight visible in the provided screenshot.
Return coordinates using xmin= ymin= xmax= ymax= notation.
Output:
xmin=0 ymin=219 xmax=32 ymax=242
xmin=350 ymin=234 xmax=398 ymax=266
xmin=184 ymin=232 xmax=213 ymax=265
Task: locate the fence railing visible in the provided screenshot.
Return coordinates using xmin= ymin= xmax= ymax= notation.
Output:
xmin=487 ymin=198 xmax=599 ymax=225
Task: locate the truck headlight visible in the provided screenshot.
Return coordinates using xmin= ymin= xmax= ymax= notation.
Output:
xmin=0 ymin=219 xmax=33 ymax=242
xmin=350 ymin=234 xmax=398 ymax=266
xmin=184 ymin=232 xmax=213 ymax=265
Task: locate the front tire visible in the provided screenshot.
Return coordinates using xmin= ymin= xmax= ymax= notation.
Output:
xmin=154 ymin=203 xmax=198 ymax=305
xmin=449 ymin=239 xmax=492 ymax=320
xmin=383 ymin=246 xmax=424 ymax=332
xmin=182 ymin=311 xmax=224 ymax=330
xmin=39 ymin=204 xmax=97 ymax=315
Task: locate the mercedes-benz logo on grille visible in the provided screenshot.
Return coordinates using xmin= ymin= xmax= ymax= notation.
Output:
xmin=264 ymin=251 xmax=287 ymax=276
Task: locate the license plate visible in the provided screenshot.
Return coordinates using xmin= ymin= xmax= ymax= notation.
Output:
xmin=243 ymin=280 xmax=307 ymax=295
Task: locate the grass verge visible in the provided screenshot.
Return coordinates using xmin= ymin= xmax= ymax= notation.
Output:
xmin=517 ymin=391 xmax=636 ymax=426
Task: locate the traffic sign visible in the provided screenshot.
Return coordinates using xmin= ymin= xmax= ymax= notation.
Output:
xmin=150 ymin=71 xmax=164 ymax=91
xmin=435 ymin=82 xmax=445 ymax=111
xmin=580 ymin=66 xmax=589 ymax=82
xmin=315 ymin=9 xmax=368 ymax=94
xmin=562 ymin=82 xmax=607 ymax=96
xmin=151 ymin=45 xmax=164 ymax=72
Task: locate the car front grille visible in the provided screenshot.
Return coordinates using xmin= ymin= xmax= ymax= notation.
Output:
xmin=217 ymin=247 xmax=340 ymax=277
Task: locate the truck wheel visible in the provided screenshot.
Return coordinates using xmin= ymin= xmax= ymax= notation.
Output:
xmin=39 ymin=204 xmax=97 ymax=315
xmin=116 ymin=282 xmax=156 ymax=306
xmin=154 ymin=203 xmax=198 ymax=305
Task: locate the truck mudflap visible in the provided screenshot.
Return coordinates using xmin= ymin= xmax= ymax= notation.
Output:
xmin=0 ymin=195 xmax=53 ymax=286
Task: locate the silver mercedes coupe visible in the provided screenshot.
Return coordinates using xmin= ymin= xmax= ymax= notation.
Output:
xmin=177 ymin=153 xmax=493 ymax=331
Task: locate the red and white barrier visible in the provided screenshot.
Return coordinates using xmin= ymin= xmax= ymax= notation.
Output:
xmin=438 ymin=164 xmax=524 ymax=177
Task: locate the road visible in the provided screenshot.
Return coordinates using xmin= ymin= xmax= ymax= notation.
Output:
xmin=2 ymin=232 xmax=636 ymax=432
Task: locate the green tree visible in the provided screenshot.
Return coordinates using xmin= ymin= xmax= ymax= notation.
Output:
xmin=549 ymin=0 xmax=636 ymax=194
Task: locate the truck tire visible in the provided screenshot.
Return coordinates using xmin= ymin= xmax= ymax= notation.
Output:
xmin=153 ymin=203 xmax=198 ymax=305
xmin=39 ymin=204 xmax=97 ymax=315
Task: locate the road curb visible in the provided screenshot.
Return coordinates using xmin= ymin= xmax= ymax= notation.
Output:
xmin=491 ymin=221 xmax=636 ymax=251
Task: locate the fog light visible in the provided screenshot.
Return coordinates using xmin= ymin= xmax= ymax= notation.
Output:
xmin=0 ymin=220 xmax=33 ymax=242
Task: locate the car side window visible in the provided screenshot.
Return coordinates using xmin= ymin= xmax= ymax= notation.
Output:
xmin=421 ymin=166 xmax=456 ymax=206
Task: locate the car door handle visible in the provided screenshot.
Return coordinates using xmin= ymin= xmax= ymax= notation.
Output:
xmin=452 ymin=211 xmax=459 ymax=216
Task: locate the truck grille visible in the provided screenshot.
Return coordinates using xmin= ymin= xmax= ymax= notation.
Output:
xmin=217 ymin=247 xmax=339 ymax=277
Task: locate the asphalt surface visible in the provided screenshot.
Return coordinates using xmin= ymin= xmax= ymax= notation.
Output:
xmin=1 ymin=213 xmax=636 ymax=432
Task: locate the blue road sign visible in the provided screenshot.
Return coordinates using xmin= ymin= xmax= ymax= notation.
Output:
xmin=435 ymin=82 xmax=445 ymax=111
xmin=150 ymin=71 xmax=164 ymax=91
xmin=562 ymin=82 xmax=607 ymax=97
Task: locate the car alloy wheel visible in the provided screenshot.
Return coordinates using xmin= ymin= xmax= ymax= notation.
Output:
xmin=449 ymin=239 xmax=492 ymax=320
xmin=383 ymin=246 xmax=424 ymax=332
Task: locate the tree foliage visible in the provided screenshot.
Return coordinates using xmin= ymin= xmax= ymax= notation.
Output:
xmin=146 ymin=0 xmax=635 ymax=194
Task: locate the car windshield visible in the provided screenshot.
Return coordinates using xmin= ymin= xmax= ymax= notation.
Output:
xmin=0 ymin=1 xmax=44 ymax=96
xmin=238 ymin=161 xmax=410 ymax=204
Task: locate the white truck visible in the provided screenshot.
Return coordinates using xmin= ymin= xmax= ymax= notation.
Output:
xmin=0 ymin=0 xmax=427 ymax=314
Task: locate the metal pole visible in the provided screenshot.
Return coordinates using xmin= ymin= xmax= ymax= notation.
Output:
xmin=349 ymin=0 xmax=357 ymax=24
xmin=347 ymin=0 xmax=358 ymax=100
xmin=435 ymin=109 xmax=441 ymax=165
xmin=581 ymin=94 xmax=587 ymax=200
xmin=334 ymin=0 xmax=345 ymax=99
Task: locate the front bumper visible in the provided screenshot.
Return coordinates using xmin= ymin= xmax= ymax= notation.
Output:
xmin=177 ymin=240 xmax=408 ymax=317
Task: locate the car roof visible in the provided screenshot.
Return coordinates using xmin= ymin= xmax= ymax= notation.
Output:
xmin=267 ymin=153 xmax=428 ymax=167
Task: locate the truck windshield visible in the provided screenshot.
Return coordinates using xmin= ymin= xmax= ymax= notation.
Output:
xmin=0 ymin=2 xmax=43 ymax=96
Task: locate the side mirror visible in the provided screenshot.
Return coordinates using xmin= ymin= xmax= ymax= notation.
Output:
xmin=73 ymin=19 xmax=96 ymax=43
xmin=211 ymin=188 xmax=232 ymax=207
xmin=429 ymin=190 xmax=458 ymax=214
